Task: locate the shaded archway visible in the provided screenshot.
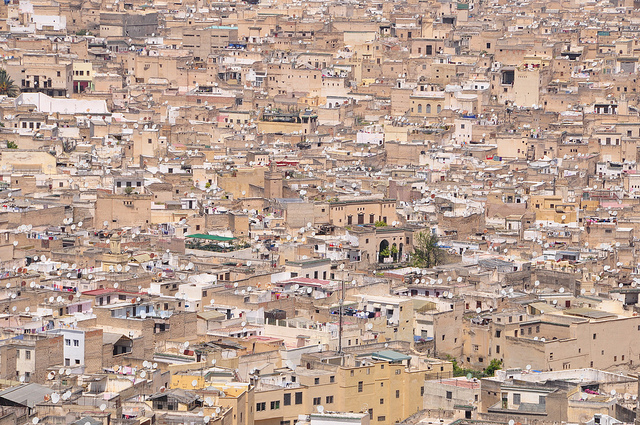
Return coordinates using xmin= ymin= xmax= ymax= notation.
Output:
xmin=379 ymin=240 xmax=389 ymax=263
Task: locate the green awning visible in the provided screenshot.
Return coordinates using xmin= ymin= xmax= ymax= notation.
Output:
xmin=186 ymin=234 xmax=235 ymax=242
xmin=370 ymin=350 xmax=411 ymax=363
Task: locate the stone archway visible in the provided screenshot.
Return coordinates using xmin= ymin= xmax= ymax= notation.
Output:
xmin=379 ymin=239 xmax=389 ymax=263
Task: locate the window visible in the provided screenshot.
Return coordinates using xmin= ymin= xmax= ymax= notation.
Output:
xmin=421 ymin=387 xmax=425 ymax=396
xmin=65 ymin=358 xmax=70 ymax=366
xmin=377 ymin=417 xmax=386 ymax=422
xmin=295 ymin=392 xmax=303 ymax=405
xmin=513 ymin=394 xmax=521 ymax=405
xmin=65 ymin=339 xmax=71 ymax=346
xmin=25 ymin=350 xmax=31 ymax=360
xmin=73 ymin=340 xmax=79 ymax=347
xmin=271 ymin=401 xmax=280 ymax=410
xmin=395 ymin=369 xmax=401 ymax=375
xmin=358 ymin=381 xmax=363 ymax=392
xmin=326 ymin=396 xmax=333 ymax=404
xmin=283 ymin=394 xmax=291 ymax=406
xmin=330 ymin=376 xmax=335 ymax=383
xmin=593 ymin=333 xmax=597 ymax=339
xmin=446 ymin=391 xmax=452 ymax=400
xmin=396 ymin=390 xmax=400 ymax=398
xmin=314 ymin=377 xmax=320 ymax=385
xmin=495 ymin=330 xmax=501 ymax=337
xmin=16 ymin=349 xmax=19 ymax=358
xmin=256 ymin=402 xmax=266 ymax=412
xmin=313 ymin=397 xmax=321 ymax=406
xmin=75 ymin=359 xmax=80 ymax=365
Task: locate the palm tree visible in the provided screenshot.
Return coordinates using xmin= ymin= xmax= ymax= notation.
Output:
xmin=0 ymin=69 xmax=19 ymax=97
xmin=411 ymin=230 xmax=444 ymax=268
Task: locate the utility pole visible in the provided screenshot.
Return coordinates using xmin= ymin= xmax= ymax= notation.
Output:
xmin=338 ymin=278 xmax=344 ymax=356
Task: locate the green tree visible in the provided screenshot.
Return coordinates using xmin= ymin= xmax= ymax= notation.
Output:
xmin=380 ymin=247 xmax=390 ymax=258
xmin=6 ymin=141 xmax=17 ymax=149
xmin=374 ymin=220 xmax=387 ymax=227
xmin=0 ymin=70 xmax=19 ymax=97
xmin=124 ymin=187 xmax=134 ymax=195
xmin=390 ymin=244 xmax=399 ymax=261
xmin=411 ymin=230 xmax=444 ymax=268
xmin=484 ymin=358 xmax=502 ymax=376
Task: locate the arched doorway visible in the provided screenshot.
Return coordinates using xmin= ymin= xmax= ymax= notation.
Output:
xmin=379 ymin=240 xmax=389 ymax=263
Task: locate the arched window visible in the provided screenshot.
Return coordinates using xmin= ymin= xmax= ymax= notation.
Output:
xmin=437 ymin=104 xmax=442 ymax=113
xmin=426 ymin=104 xmax=432 ymax=113
xmin=417 ymin=104 xmax=422 ymax=113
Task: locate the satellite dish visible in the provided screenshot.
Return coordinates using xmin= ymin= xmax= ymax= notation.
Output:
xmin=100 ymin=404 xmax=106 ymax=411
xmin=211 ymin=359 xmax=217 ymax=365
xmin=317 ymin=406 xmax=324 ymax=413
xmin=526 ymin=365 xmax=532 ymax=370
xmin=153 ymin=363 xmax=158 ymax=369
xmin=51 ymin=393 xmax=60 ymax=404
xmin=140 ymin=371 xmax=146 ymax=378
xmin=32 ymin=418 xmax=39 ymax=424
xmin=192 ymin=379 xmax=198 ymax=387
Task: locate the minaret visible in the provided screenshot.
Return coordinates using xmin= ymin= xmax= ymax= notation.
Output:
xmin=110 ymin=234 xmax=122 ymax=255
xmin=264 ymin=161 xmax=283 ymax=199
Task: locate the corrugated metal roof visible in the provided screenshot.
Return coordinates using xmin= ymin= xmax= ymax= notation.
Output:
xmin=0 ymin=383 xmax=53 ymax=408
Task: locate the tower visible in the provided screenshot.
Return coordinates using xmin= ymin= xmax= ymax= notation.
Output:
xmin=264 ymin=163 xmax=283 ymax=199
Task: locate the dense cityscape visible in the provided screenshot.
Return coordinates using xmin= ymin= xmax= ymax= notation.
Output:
xmin=0 ymin=0 xmax=638 ymax=424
